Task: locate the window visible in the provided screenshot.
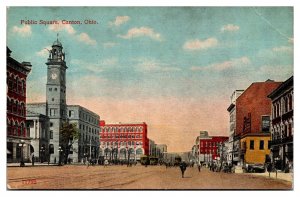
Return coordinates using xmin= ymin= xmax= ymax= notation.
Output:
xmin=52 ymin=98 xmax=54 ymax=101
xmin=50 ymin=130 xmax=53 ymax=139
xmin=54 ymin=88 xmax=57 ymax=91
xmin=50 ymin=108 xmax=56 ymax=116
xmin=268 ymin=140 xmax=271 ymax=149
xmin=50 ymin=122 xmax=53 ymax=127
xmin=49 ymin=144 xmax=54 ymax=154
xmin=259 ymin=140 xmax=264 ymax=150
xmin=69 ymin=110 xmax=74 ymax=118
xmin=262 ymin=116 xmax=270 ymax=132
xmin=49 ymin=88 xmax=52 ymax=91
xmin=250 ymin=140 xmax=254 ymax=150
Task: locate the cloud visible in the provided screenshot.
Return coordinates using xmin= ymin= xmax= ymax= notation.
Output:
xmin=272 ymin=46 xmax=293 ymax=53
xmin=12 ymin=25 xmax=32 ymax=37
xmin=191 ymin=56 xmax=250 ymax=71
xmin=103 ymin=42 xmax=118 ymax=48
xmin=221 ymin=24 xmax=240 ymax=32
xmin=76 ymin=33 xmax=97 ymax=45
xmin=71 ymin=58 xmax=118 ymax=73
xmin=48 ymin=21 xmax=76 ymax=34
xmin=36 ymin=46 xmax=51 ymax=57
xmin=135 ymin=58 xmax=180 ymax=72
xmin=118 ymin=27 xmax=162 ymax=41
xmin=183 ymin=38 xmax=218 ymax=51
xmin=109 ymin=16 xmax=130 ymax=27
xmin=258 ymin=65 xmax=293 ymax=78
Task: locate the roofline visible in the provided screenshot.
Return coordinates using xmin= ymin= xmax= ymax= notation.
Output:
xmin=267 ymin=76 xmax=293 ymax=99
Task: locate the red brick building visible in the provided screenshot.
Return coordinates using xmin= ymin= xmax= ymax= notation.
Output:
xmin=235 ymin=80 xmax=282 ymax=165
xmin=199 ymin=136 xmax=228 ymax=163
xmin=99 ymin=121 xmax=149 ymax=162
xmin=7 ymin=47 xmax=32 ymax=163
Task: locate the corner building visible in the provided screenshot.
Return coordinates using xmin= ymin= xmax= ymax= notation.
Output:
xmin=235 ymin=80 xmax=282 ymax=165
xmin=99 ymin=121 xmax=149 ymax=162
xmin=7 ymin=47 xmax=32 ymax=163
xmin=268 ymin=76 xmax=293 ymax=171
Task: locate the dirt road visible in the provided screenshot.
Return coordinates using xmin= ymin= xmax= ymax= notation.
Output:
xmin=7 ymin=165 xmax=292 ymax=190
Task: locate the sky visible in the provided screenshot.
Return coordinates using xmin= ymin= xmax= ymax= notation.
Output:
xmin=6 ymin=7 xmax=293 ymax=152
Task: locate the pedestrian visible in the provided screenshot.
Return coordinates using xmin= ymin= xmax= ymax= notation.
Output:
xmin=32 ymin=154 xmax=35 ymax=166
xmin=179 ymin=161 xmax=187 ymax=178
xmin=197 ymin=163 xmax=201 ymax=172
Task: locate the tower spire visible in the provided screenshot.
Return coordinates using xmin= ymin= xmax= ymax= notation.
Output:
xmin=57 ymin=33 xmax=59 ymax=42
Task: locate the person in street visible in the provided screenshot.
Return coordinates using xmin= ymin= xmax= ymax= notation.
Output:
xmin=32 ymin=154 xmax=35 ymax=166
xmin=197 ymin=163 xmax=201 ymax=172
xmin=179 ymin=161 xmax=187 ymax=178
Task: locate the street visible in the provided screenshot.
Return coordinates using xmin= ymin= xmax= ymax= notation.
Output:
xmin=7 ymin=165 xmax=292 ymax=190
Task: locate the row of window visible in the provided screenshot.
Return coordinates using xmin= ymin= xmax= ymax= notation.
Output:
xmin=48 ymin=87 xmax=66 ymax=93
xmin=200 ymin=142 xmax=221 ymax=148
xmin=7 ymin=120 xmax=27 ymax=137
xmin=7 ymin=98 xmax=25 ymax=117
xmin=248 ymin=140 xmax=271 ymax=150
xmin=100 ymin=141 xmax=143 ymax=146
xmin=100 ymin=134 xmax=143 ymax=139
xmin=79 ymin=124 xmax=99 ymax=135
xmin=7 ymin=73 xmax=26 ymax=96
xmin=101 ymin=126 xmax=144 ymax=133
xmin=200 ymin=149 xmax=218 ymax=154
xmin=271 ymin=122 xmax=293 ymax=140
xmin=272 ymin=93 xmax=293 ymax=119
xmin=79 ymin=111 xmax=99 ymax=125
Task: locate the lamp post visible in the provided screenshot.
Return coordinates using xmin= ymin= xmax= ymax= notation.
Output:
xmin=19 ymin=139 xmax=25 ymax=167
xmin=58 ymin=146 xmax=63 ymax=166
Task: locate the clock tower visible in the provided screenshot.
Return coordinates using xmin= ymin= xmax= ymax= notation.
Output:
xmin=46 ymin=37 xmax=68 ymax=163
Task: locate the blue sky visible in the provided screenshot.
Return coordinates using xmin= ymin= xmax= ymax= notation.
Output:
xmin=7 ymin=7 xmax=293 ymax=152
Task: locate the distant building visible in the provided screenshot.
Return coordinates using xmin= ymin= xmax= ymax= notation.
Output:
xmin=200 ymin=136 xmax=229 ymax=163
xmin=268 ymin=76 xmax=293 ymax=171
xmin=235 ymin=80 xmax=282 ymax=165
xmin=99 ymin=121 xmax=149 ymax=161
xmin=67 ymin=105 xmax=100 ymax=163
xmin=7 ymin=47 xmax=32 ymax=163
xmin=226 ymin=90 xmax=244 ymax=164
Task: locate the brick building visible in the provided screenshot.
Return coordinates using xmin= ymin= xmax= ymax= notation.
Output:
xmin=199 ymin=136 xmax=229 ymax=163
xmin=99 ymin=121 xmax=149 ymax=162
xmin=7 ymin=47 xmax=32 ymax=163
xmin=235 ymin=80 xmax=282 ymax=165
xmin=268 ymin=76 xmax=293 ymax=171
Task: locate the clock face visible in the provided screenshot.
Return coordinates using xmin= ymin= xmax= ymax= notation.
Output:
xmin=51 ymin=73 xmax=57 ymax=80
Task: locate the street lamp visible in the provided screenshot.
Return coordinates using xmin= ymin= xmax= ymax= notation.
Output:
xmin=19 ymin=139 xmax=25 ymax=167
xmin=58 ymin=146 xmax=63 ymax=166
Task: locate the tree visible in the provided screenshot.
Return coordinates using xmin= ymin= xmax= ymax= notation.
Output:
xmin=60 ymin=121 xmax=80 ymax=164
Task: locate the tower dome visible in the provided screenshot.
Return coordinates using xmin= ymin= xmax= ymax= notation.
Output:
xmin=52 ymin=39 xmax=62 ymax=47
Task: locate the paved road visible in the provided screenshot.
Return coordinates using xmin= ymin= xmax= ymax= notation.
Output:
xmin=7 ymin=165 xmax=292 ymax=190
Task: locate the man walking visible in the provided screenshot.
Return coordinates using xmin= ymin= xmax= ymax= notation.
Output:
xmin=179 ymin=161 xmax=187 ymax=178
xmin=197 ymin=163 xmax=201 ymax=172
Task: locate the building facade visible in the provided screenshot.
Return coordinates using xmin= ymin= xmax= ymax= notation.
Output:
xmin=235 ymin=80 xmax=282 ymax=165
xmin=7 ymin=47 xmax=32 ymax=163
xmin=26 ymin=110 xmax=49 ymax=163
xmin=99 ymin=121 xmax=149 ymax=161
xmin=199 ymin=136 xmax=229 ymax=163
xmin=268 ymin=76 xmax=293 ymax=171
xmin=67 ymin=105 xmax=100 ymax=163
xmin=227 ymin=90 xmax=244 ymax=165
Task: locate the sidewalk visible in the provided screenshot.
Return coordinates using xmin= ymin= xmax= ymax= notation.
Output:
xmin=7 ymin=162 xmax=58 ymax=167
xmin=247 ymin=171 xmax=293 ymax=183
